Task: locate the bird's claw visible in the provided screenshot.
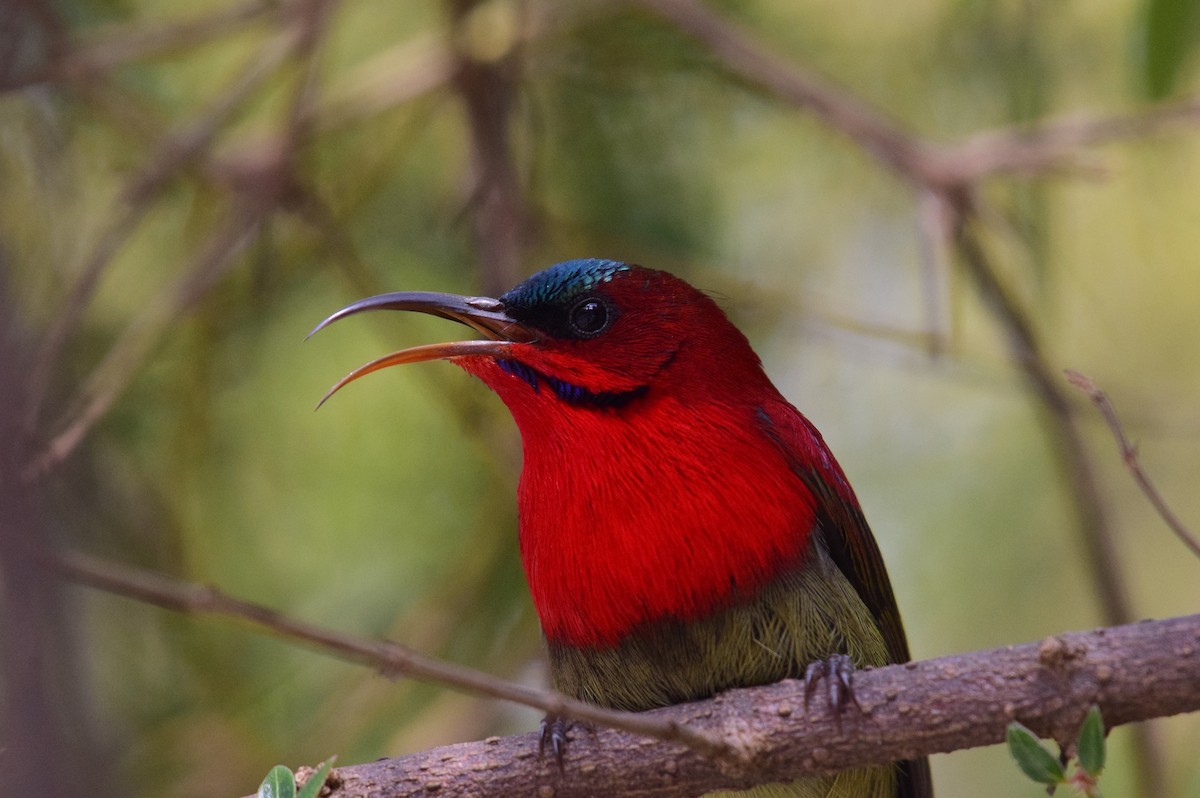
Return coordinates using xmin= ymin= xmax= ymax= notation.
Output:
xmin=539 ymin=714 xmax=572 ymax=771
xmin=803 ymin=653 xmax=860 ymax=729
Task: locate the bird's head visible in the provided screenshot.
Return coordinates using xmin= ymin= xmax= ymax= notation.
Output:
xmin=310 ymin=259 xmax=770 ymax=422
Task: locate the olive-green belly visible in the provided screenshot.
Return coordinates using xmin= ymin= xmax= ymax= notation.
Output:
xmin=548 ymin=541 xmax=896 ymax=797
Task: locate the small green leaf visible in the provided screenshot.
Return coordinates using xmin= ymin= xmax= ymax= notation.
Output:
xmin=297 ymin=758 xmax=336 ymax=798
xmin=1077 ymin=706 xmax=1106 ymax=776
xmin=1006 ymin=722 xmax=1066 ymax=785
xmin=258 ymin=765 xmax=297 ymax=798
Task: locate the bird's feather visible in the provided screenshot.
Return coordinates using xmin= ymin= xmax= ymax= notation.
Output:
xmin=756 ymin=403 xmax=932 ymax=798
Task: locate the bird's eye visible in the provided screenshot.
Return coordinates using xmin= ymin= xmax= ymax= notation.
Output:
xmin=568 ymin=297 xmax=610 ymax=337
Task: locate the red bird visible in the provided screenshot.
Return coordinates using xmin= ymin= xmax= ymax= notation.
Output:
xmin=313 ymin=259 xmax=932 ymax=798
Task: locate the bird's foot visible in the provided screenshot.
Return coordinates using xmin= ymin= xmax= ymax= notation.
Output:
xmin=539 ymin=714 xmax=573 ymax=771
xmin=803 ymin=653 xmax=861 ymax=729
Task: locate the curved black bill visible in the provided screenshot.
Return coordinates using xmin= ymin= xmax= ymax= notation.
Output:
xmin=307 ymin=291 xmax=535 ymax=342
xmin=309 ymin=291 xmax=537 ymax=408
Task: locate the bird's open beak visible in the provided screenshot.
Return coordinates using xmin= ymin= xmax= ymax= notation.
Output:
xmin=308 ymin=291 xmax=537 ymax=408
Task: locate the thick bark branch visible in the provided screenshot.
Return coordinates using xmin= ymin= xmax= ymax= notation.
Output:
xmin=309 ymin=614 xmax=1200 ymax=798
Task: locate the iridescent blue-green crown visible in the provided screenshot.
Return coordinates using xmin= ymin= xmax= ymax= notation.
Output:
xmin=502 ymin=259 xmax=632 ymax=308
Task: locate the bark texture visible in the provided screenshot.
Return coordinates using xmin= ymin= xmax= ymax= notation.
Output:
xmin=301 ymin=613 xmax=1200 ymax=798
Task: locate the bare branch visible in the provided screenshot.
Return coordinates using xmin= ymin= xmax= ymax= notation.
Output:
xmin=302 ymin=614 xmax=1200 ymax=797
xmin=4 ymin=0 xmax=281 ymax=90
xmin=309 ymin=34 xmax=455 ymax=133
xmin=937 ymin=95 xmax=1200 ymax=183
xmin=631 ymin=0 xmax=930 ymax=182
xmin=1065 ymin=369 xmax=1200 ymax=560
xmin=46 ymin=549 xmax=732 ymax=761
xmin=633 ymin=0 xmax=1200 ymax=192
xmin=450 ymin=0 xmax=529 ymax=295
xmin=22 ymin=28 xmax=301 ymax=438
xmin=951 ymin=212 xmax=1134 ymax=622
xmin=950 ymin=215 xmax=1167 ymax=794
xmin=280 ymin=0 xmax=335 ymax=154
xmin=47 ymin=547 xmax=1200 ymax=797
xmin=23 ymin=206 xmax=266 ymax=482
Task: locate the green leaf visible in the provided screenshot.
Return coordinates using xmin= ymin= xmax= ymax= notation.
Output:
xmin=296 ymin=758 xmax=336 ymax=798
xmin=1137 ymin=0 xmax=1200 ymax=99
xmin=1077 ymin=706 xmax=1107 ymax=776
xmin=1006 ymin=722 xmax=1066 ymax=785
xmin=258 ymin=765 xmax=296 ymax=798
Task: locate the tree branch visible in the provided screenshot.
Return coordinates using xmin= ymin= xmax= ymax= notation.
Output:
xmin=305 ymin=614 xmax=1200 ymax=798
xmin=45 ymin=549 xmax=1200 ymax=797
xmin=46 ymin=549 xmax=730 ymax=761
xmin=20 ymin=26 xmax=302 ymax=440
xmin=631 ymin=0 xmax=929 ymax=182
xmin=3 ymin=0 xmax=281 ymax=90
xmin=22 ymin=205 xmax=267 ymax=482
xmin=449 ymin=0 xmax=529 ymax=296
xmin=950 ymin=213 xmax=1135 ymax=628
xmin=936 ymin=95 xmax=1200 ymax=183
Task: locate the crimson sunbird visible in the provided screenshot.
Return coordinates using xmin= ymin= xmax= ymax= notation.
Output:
xmin=312 ymin=259 xmax=933 ymax=798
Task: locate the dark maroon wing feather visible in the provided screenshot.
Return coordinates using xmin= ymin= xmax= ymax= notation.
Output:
xmin=757 ymin=404 xmax=933 ymax=798
xmin=755 ymin=404 xmax=909 ymax=662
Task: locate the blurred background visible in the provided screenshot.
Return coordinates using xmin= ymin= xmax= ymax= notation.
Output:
xmin=1 ymin=0 xmax=1198 ymax=796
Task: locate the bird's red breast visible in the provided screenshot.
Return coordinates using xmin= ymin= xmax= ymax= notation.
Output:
xmin=468 ymin=355 xmax=831 ymax=647
xmin=455 ymin=265 xmax=860 ymax=648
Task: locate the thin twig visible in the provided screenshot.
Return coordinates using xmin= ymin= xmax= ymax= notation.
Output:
xmin=23 ymin=205 xmax=267 ymax=483
xmin=1065 ymin=370 xmax=1200 ymax=560
xmin=952 ymin=215 xmax=1167 ymax=797
xmin=281 ymin=0 xmax=335 ymax=152
xmin=915 ymin=188 xmax=955 ymax=355
xmin=22 ymin=28 xmax=301 ymax=439
xmin=951 ymin=211 xmax=1134 ymax=623
xmin=631 ymin=0 xmax=930 ymax=183
xmin=450 ymin=0 xmax=528 ymax=295
xmin=634 ymin=0 xmax=1200 ymax=192
xmin=47 ymin=548 xmax=734 ymax=762
xmin=937 ymin=95 xmax=1200 ymax=183
xmin=5 ymin=0 xmax=281 ymax=90
xmin=309 ymin=34 xmax=455 ymax=134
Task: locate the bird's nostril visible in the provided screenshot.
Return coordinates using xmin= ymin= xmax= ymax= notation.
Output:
xmin=466 ymin=296 xmax=503 ymax=310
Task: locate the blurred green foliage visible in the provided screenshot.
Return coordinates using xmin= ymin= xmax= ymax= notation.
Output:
xmin=1136 ymin=0 xmax=1200 ymax=99
xmin=1 ymin=1 xmax=1199 ymax=797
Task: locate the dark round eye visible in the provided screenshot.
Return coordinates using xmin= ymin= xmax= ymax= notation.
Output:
xmin=568 ymin=297 xmax=610 ymax=337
